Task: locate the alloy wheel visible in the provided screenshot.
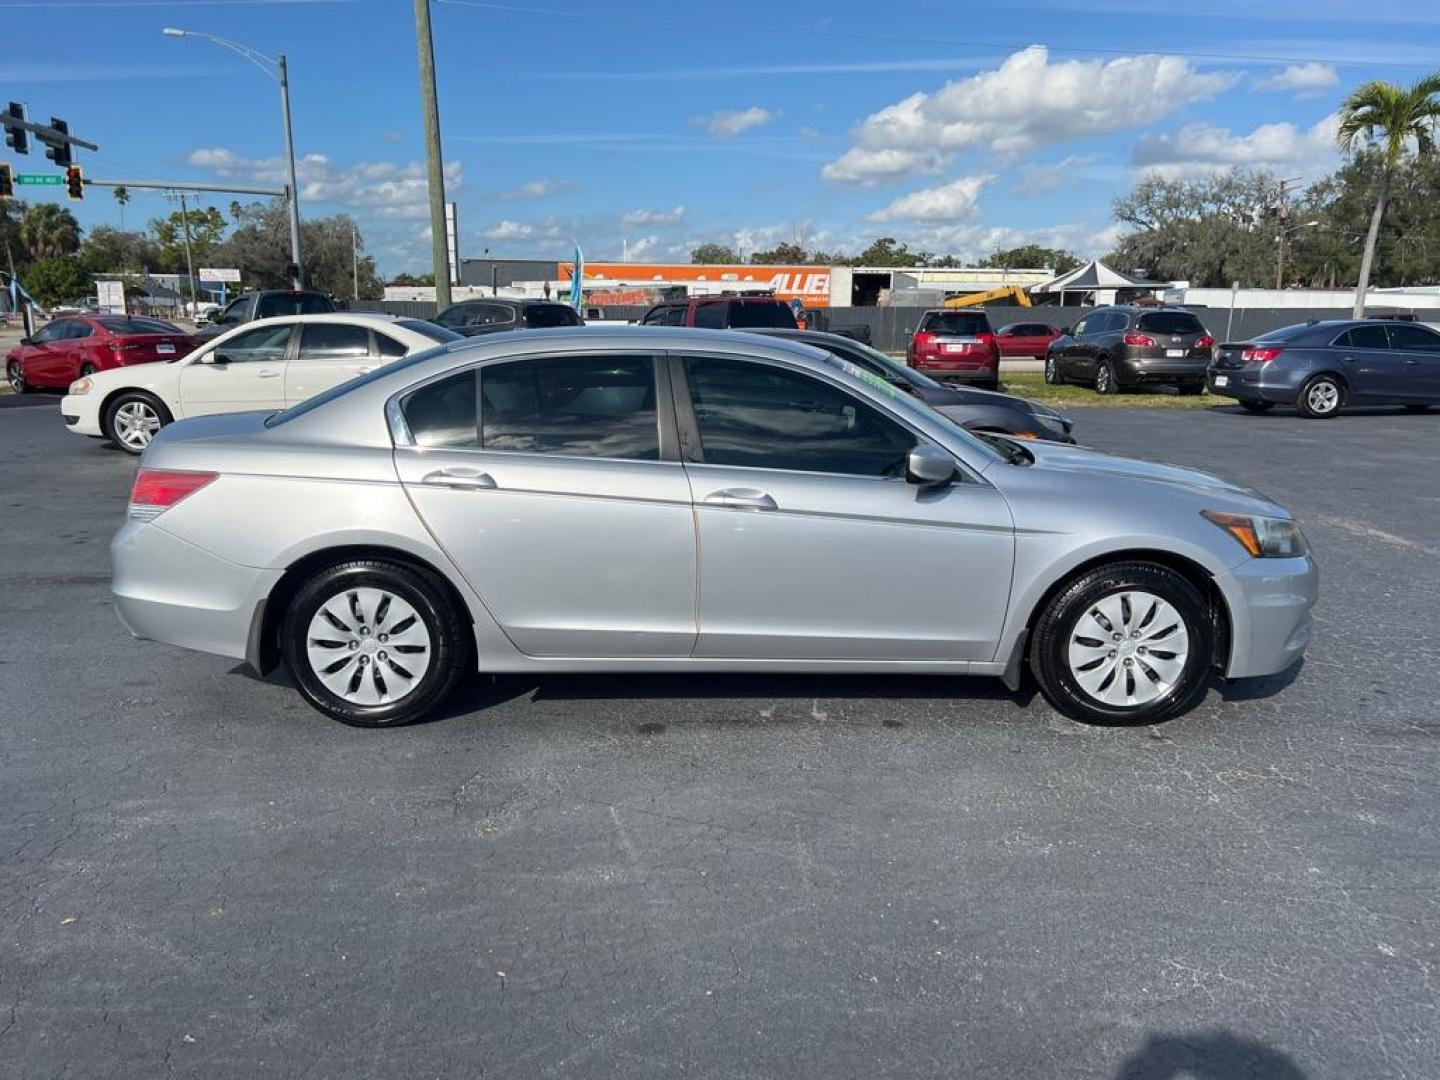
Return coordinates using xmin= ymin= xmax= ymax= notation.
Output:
xmin=113 ymin=400 xmax=161 ymax=450
xmin=6 ymin=363 xmax=24 ymax=394
xmin=1066 ymin=590 xmax=1190 ymax=708
xmin=1095 ymin=364 xmax=1111 ymax=393
xmin=1044 ymin=356 xmax=1057 ymax=384
xmin=1306 ymin=380 xmax=1340 ymax=415
xmin=305 ymin=586 xmax=433 ymax=707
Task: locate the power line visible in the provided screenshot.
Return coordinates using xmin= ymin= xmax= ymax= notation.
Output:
xmin=434 ymin=0 xmax=1435 ymax=70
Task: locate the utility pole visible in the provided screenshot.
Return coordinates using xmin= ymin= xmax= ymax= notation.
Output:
xmin=413 ymin=0 xmax=451 ymax=309
xmin=351 ymin=222 xmax=360 ymax=299
xmin=276 ymin=54 xmax=303 ymax=289
xmin=1274 ymin=176 xmax=1298 ymax=291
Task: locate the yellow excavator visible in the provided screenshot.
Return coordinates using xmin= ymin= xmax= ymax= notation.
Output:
xmin=943 ymin=284 xmax=1032 ymax=308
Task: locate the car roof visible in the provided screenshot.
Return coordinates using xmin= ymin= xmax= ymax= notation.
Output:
xmin=226 ymin=312 xmax=404 ymax=328
xmin=442 ymin=298 xmax=567 ymax=307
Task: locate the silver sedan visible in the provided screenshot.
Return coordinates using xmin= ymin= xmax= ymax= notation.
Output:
xmin=111 ymin=327 xmax=1318 ymax=728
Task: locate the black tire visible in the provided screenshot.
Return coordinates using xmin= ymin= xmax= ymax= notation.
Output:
xmin=102 ymin=391 xmax=172 ymax=455
xmin=1177 ymin=382 xmax=1204 ymax=396
xmin=1296 ymin=373 xmax=1344 ymax=419
xmin=1239 ymin=400 xmax=1274 ymax=414
xmin=6 ymin=361 xmax=32 ymax=394
xmin=1095 ymin=358 xmax=1119 ymax=395
xmin=281 ymin=558 xmax=470 ymax=728
xmin=1030 ymin=561 xmax=1214 ymax=726
xmin=78 ymin=363 xmax=96 ymax=378
xmin=980 ymin=378 xmax=1001 ymax=392
xmin=1402 ymin=404 xmax=1431 ymax=412
xmin=1044 ymin=355 xmax=1060 ymax=385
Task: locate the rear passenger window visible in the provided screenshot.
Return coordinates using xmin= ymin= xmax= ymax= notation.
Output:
xmin=692 ymin=303 xmax=725 ymax=329
xmin=1386 ymin=324 xmax=1440 ymax=352
xmin=480 ymin=355 xmax=658 ymax=461
xmin=402 ymin=370 xmax=478 ymax=449
xmin=376 ymin=333 xmax=409 ymax=359
xmin=1336 ymin=325 xmax=1389 ymax=349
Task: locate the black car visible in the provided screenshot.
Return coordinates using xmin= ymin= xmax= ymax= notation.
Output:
xmin=1208 ymin=319 xmax=1440 ymax=418
xmin=434 ymin=299 xmax=584 ymax=337
xmin=748 ymin=328 xmax=1075 ymax=443
xmin=197 ymin=290 xmax=336 ymax=341
xmin=1046 ymin=306 xmax=1214 ymax=394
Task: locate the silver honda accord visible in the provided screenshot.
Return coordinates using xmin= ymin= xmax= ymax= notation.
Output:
xmin=110 ymin=327 xmax=1317 ymax=728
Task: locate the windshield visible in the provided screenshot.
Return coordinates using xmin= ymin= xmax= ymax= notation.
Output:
xmin=265 ymin=343 xmax=455 ymax=427
xmin=812 ymin=352 xmax=1004 ymax=465
xmin=523 ymin=304 xmax=583 ymax=328
xmin=834 ymin=339 xmax=944 ymax=389
xmin=728 ymin=302 xmax=796 ymax=329
xmin=256 ymin=293 xmax=334 ymax=318
xmin=396 ymin=318 xmax=463 ymax=343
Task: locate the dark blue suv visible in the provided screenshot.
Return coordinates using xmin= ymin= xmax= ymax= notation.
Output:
xmin=1208 ymin=319 xmax=1440 ymax=418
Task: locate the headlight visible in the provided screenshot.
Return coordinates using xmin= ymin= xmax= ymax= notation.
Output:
xmin=1030 ymin=411 xmax=1070 ymax=438
xmin=1202 ymin=510 xmax=1308 ymax=558
xmin=69 ymin=376 xmax=93 ymax=396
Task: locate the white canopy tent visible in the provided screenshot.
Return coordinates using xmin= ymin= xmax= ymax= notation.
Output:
xmin=1032 ymin=260 xmax=1166 ymax=306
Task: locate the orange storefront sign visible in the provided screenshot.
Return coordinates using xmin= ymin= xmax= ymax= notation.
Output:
xmin=558 ymin=262 xmax=832 ymax=308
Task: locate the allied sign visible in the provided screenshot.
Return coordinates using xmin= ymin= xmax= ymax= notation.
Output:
xmin=559 ymin=261 xmax=833 ymax=307
xmin=15 ymin=173 xmax=63 ymax=186
xmin=197 ymin=268 xmax=241 ymax=283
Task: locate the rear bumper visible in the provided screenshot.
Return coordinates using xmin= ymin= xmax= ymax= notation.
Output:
xmin=1206 ymin=366 xmax=1304 ymax=403
xmin=1116 ymin=355 xmax=1209 ymax=384
xmin=111 ymin=519 xmax=280 ymax=661
xmin=1213 ymin=554 xmax=1318 ymax=679
xmin=912 ymin=356 xmax=999 ymax=381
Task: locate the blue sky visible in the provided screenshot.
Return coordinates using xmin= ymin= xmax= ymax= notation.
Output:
xmin=5 ymin=0 xmax=1439 ymax=275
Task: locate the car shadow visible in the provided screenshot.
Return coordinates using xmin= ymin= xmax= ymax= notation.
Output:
xmin=1114 ymin=1028 xmax=1307 ymax=1079
xmin=1212 ymin=658 xmax=1304 ymax=702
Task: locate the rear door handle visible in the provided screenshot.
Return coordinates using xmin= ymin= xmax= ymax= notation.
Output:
xmin=421 ymin=468 xmax=497 ymax=491
xmin=257 ymin=369 xmax=280 ymax=378
xmin=703 ymin=488 xmax=777 ymax=510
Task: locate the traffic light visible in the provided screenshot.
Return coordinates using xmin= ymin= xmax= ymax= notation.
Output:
xmin=65 ymin=165 xmax=84 ymax=201
xmin=0 ymin=163 xmax=13 ymax=200
xmin=43 ymin=117 xmax=72 ymax=167
xmin=3 ymin=102 xmax=27 ymax=154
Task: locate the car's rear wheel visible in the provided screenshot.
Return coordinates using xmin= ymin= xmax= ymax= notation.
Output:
xmin=1177 ymin=381 xmax=1204 ymax=396
xmin=7 ymin=361 xmax=31 ymax=394
xmin=103 ymin=391 xmax=171 ymax=454
xmin=1296 ymin=374 xmax=1343 ymax=419
xmin=1030 ymin=561 xmax=1213 ymax=726
xmin=1239 ymin=400 xmax=1274 ymax=413
xmin=281 ymin=559 xmax=470 ymax=728
xmin=1095 ymin=359 xmax=1119 ymax=395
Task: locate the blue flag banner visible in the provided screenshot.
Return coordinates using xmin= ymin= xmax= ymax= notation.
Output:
xmin=570 ymin=244 xmax=583 ymax=312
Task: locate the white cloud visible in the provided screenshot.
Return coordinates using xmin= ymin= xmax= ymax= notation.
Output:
xmin=1255 ymin=62 xmax=1338 ymax=97
xmin=823 ymin=45 xmax=1237 ymax=184
xmin=1131 ymin=114 xmax=1339 ymax=177
xmin=498 ymin=178 xmax=573 ymax=200
xmin=694 ymin=106 xmax=775 ymax=138
xmin=1015 ymin=154 xmax=1103 ymax=194
xmin=479 ymin=220 xmax=534 ymax=241
xmin=185 ymin=147 xmax=460 ymax=221
xmin=619 ymin=205 xmax=687 ymax=226
xmin=867 ymin=175 xmax=994 ymax=222
xmin=625 ymin=235 xmax=663 ymax=259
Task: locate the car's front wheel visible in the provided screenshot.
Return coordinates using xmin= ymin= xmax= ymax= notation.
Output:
xmin=7 ymin=361 xmax=31 ymax=394
xmin=1239 ymin=400 xmax=1274 ymax=414
xmin=1030 ymin=561 xmax=1213 ymax=725
xmin=1296 ymin=374 xmax=1343 ymax=419
xmin=103 ymin=391 xmax=171 ymax=454
xmin=281 ymin=559 xmax=471 ymax=727
xmin=1044 ymin=355 xmax=1059 ymax=384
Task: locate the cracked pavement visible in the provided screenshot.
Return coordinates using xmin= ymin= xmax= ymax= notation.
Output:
xmin=1 ymin=395 xmax=1437 ymax=1079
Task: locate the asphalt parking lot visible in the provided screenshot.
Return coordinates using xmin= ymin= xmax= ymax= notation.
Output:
xmin=2 ymin=393 xmax=1438 ymax=1080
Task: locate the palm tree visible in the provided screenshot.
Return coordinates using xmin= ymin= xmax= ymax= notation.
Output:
xmin=18 ymin=203 xmax=82 ymax=260
xmin=113 ymin=186 xmax=130 ymax=230
xmin=1336 ymin=75 xmax=1440 ymax=317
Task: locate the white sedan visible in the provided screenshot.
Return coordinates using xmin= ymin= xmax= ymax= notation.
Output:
xmin=62 ymin=313 xmax=461 ymax=453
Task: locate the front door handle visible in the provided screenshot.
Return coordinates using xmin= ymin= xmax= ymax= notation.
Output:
xmin=421 ymin=469 xmax=497 ymax=491
xmin=703 ymin=488 xmax=777 ymax=510
xmin=257 ymin=369 xmax=281 ymax=378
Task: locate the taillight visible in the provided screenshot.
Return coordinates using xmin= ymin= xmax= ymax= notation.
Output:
xmin=977 ymin=331 xmax=996 ymax=345
xmin=1124 ymin=332 xmax=1156 ymax=346
xmin=912 ymin=331 xmax=936 ymax=356
xmin=1196 ymin=335 xmax=1214 ymax=348
xmin=1242 ymin=346 xmax=1283 ymax=364
xmin=128 ymin=469 xmax=217 ymax=521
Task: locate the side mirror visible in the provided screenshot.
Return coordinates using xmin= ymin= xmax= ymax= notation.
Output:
xmin=906 ymin=444 xmax=955 ymax=486
xmin=208 ymin=352 xmax=232 ymax=366
xmin=1060 ymin=326 xmax=1071 ymax=335
xmin=18 ymin=337 xmax=32 ymax=346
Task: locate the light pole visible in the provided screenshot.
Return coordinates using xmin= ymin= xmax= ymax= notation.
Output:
xmin=1275 ymin=220 xmax=1320 ymax=290
xmin=163 ymin=27 xmax=304 ymax=289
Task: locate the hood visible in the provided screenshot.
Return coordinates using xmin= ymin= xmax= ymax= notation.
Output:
xmin=1016 ymin=439 xmax=1282 ymax=511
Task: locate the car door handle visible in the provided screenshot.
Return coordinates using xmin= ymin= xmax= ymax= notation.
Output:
xmin=421 ymin=469 xmax=496 ymax=491
xmin=1404 ymin=359 xmax=1420 ymax=366
xmin=257 ymin=369 xmax=280 ymax=378
xmin=356 ymin=366 xmax=376 ymax=374
xmin=703 ymin=488 xmax=777 ymax=510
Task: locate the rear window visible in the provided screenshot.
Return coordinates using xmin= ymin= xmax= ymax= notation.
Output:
xmin=256 ymin=293 xmax=334 ymax=318
xmin=1256 ymin=323 xmax=1336 ymax=344
xmin=522 ymin=304 xmax=584 ymax=329
xmin=1136 ymin=312 xmax=1205 ymax=335
xmin=727 ymin=302 xmax=797 ymax=329
xmin=396 ymin=318 xmax=463 ymax=344
xmin=921 ymin=312 xmax=990 ymax=336
xmin=1335 ymin=325 xmax=1389 ymax=349
xmin=98 ymin=317 xmax=181 ymax=335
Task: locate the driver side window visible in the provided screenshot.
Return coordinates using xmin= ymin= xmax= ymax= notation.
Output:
xmin=215 ymin=324 xmax=293 ymax=363
xmin=682 ymin=356 xmax=915 ymax=478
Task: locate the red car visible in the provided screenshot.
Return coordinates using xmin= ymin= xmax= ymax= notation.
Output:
xmin=906 ymin=309 xmax=1001 ymax=390
xmin=995 ymin=321 xmax=1063 ymax=360
xmin=6 ymin=315 xmax=200 ymax=393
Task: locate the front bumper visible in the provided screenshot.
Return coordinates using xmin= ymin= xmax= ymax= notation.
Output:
xmin=111 ymin=519 xmax=281 ymax=661
xmin=60 ymin=393 xmax=103 ymax=437
xmin=1212 ymin=554 xmax=1319 ymax=679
